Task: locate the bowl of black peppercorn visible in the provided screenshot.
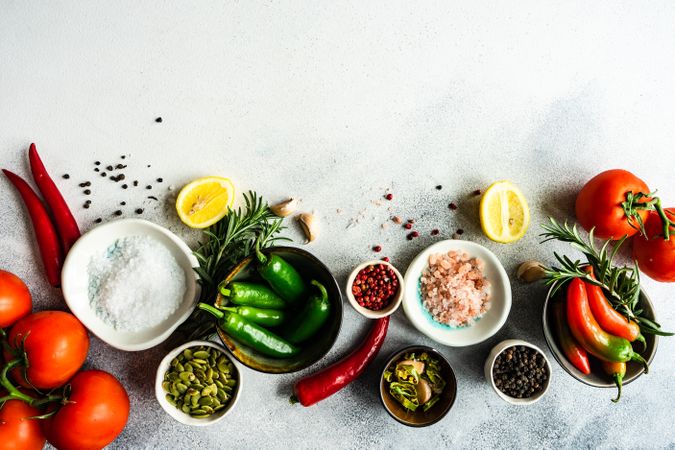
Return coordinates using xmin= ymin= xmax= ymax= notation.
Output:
xmin=484 ymin=339 xmax=551 ymax=405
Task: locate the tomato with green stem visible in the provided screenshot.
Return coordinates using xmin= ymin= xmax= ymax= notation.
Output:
xmin=575 ymin=169 xmax=673 ymax=240
xmin=0 ymin=270 xmax=32 ymax=328
xmin=43 ymin=370 xmax=130 ymax=450
xmin=4 ymin=311 xmax=89 ymax=389
xmin=633 ymin=208 xmax=675 ymax=282
xmin=0 ymin=396 xmax=46 ymax=450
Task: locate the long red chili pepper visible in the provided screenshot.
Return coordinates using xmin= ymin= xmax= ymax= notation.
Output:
xmin=292 ymin=316 xmax=389 ymax=407
xmin=566 ymin=278 xmax=648 ymax=370
xmin=28 ymin=143 xmax=80 ymax=254
xmin=551 ymin=299 xmax=590 ymax=375
xmin=583 ymin=267 xmax=644 ymax=345
xmin=3 ymin=169 xmax=63 ymax=287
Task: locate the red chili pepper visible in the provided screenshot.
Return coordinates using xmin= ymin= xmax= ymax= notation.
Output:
xmin=3 ymin=169 xmax=63 ymax=287
xmin=551 ymin=299 xmax=590 ymax=375
xmin=28 ymin=143 xmax=80 ymax=254
xmin=291 ymin=316 xmax=389 ymax=407
xmin=601 ymin=360 xmax=625 ymax=403
xmin=583 ymin=266 xmax=644 ymax=345
xmin=566 ymin=278 xmax=647 ymax=370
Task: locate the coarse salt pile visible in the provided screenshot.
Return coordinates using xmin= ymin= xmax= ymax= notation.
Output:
xmin=420 ymin=250 xmax=490 ymax=327
xmin=88 ymin=235 xmax=186 ymax=332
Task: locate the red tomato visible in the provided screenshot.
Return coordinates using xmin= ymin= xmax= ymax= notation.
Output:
xmin=0 ymin=270 xmax=32 ymax=328
xmin=575 ymin=169 xmax=650 ymax=239
xmin=633 ymin=208 xmax=675 ymax=282
xmin=0 ymin=397 xmax=46 ymax=450
xmin=44 ymin=370 xmax=130 ymax=450
xmin=5 ymin=311 xmax=89 ymax=389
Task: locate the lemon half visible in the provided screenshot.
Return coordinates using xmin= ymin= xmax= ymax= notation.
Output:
xmin=479 ymin=180 xmax=530 ymax=243
xmin=176 ymin=176 xmax=235 ymax=228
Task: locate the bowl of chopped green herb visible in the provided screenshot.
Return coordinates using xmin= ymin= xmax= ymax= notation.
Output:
xmin=379 ymin=345 xmax=457 ymax=427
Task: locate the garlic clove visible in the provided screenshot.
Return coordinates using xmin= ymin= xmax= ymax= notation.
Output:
xmin=270 ymin=198 xmax=298 ymax=217
xmin=516 ymin=260 xmax=546 ymax=283
xmin=298 ymin=212 xmax=318 ymax=243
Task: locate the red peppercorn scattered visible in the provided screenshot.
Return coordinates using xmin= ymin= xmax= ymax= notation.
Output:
xmin=404 ymin=223 xmax=413 ymax=230
xmin=449 ymin=202 xmax=458 ymax=210
xmin=381 ymin=257 xmax=390 ymax=262
xmin=385 ymin=193 xmax=393 ymax=201
xmin=411 ymin=231 xmax=420 ymax=238
xmin=431 ymin=229 xmax=440 ymax=236
xmin=372 ymin=245 xmax=382 ymax=252
xmin=352 ymin=264 xmax=399 ymax=311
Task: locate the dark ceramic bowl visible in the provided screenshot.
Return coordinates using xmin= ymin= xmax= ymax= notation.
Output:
xmin=214 ymin=246 xmax=342 ymax=374
xmin=542 ymin=286 xmax=658 ymax=388
xmin=379 ymin=345 xmax=457 ymax=427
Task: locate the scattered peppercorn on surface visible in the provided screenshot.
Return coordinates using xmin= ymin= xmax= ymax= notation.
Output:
xmin=2 ymin=4 xmax=674 ymax=449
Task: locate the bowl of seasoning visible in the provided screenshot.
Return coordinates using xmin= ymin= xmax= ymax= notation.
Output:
xmin=402 ymin=240 xmax=511 ymax=347
xmin=155 ymin=340 xmax=241 ymax=426
xmin=62 ymin=219 xmax=200 ymax=351
xmin=346 ymin=260 xmax=404 ymax=319
xmin=208 ymin=246 xmax=343 ymax=374
xmin=484 ymin=339 xmax=551 ymax=405
xmin=379 ymin=345 xmax=457 ymax=427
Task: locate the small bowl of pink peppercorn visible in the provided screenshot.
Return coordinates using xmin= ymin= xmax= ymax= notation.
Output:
xmin=346 ymin=260 xmax=405 ymax=319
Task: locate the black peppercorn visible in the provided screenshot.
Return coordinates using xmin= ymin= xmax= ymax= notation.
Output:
xmin=135 ymin=208 xmax=144 ymax=214
xmin=113 ymin=210 xmax=122 ymax=216
xmin=62 ymin=174 xmax=70 ymax=179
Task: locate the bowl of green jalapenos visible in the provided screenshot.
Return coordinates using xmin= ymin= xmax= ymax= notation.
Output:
xmin=198 ymin=246 xmax=343 ymax=374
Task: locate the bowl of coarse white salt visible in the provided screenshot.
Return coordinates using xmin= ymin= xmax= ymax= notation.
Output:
xmin=62 ymin=219 xmax=200 ymax=351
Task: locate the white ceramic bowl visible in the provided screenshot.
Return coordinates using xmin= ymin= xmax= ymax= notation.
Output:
xmin=155 ymin=340 xmax=241 ymax=426
xmin=61 ymin=218 xmax=200 ymax=351
xmin=345 ymin=260 xmax=404 ymax=319
xmin=484 ymin=339 xmax=552 ymax=405
xmin=402 ymin=240 xmax=511 ymax=347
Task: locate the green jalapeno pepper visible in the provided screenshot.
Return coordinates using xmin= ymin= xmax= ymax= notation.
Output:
xmin=219 ymin=281 xmax=287 ymax=309
xmin=255 ymin=249 xmax=307 ymax=306
xmin=199 ymin=303 xmax=299 ymax=358
xmin=219 ymin=305 xmax=286 ymax=328
xmin=282 ymin=280 xmax=331 ymax=344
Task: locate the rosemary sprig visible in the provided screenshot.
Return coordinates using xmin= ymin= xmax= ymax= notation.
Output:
xmin=180 ymin=191 xmax=289 ymax=340
xmin=540 ymin=218 xmax=672 ymax=336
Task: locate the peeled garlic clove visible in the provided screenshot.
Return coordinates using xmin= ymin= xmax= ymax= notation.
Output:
xmin=298 ymin=212 xmax=318 ymax=242
xmin=270 ymin=198 xmax=298 ymax=217
xmin=516 ymin=260 xmax=546 ymax=283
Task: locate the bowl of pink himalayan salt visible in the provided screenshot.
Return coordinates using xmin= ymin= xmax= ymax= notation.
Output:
xmin=402 ymin=240 xmax=511 ymax=347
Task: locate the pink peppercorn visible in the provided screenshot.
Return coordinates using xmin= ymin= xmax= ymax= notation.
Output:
xmin=404 ymin=223 xmax=413 ymax=230
xmin=373 ymin=245 xmax=382 ymax=252
xmin=385 ymin=193 xmax=393 ymax=200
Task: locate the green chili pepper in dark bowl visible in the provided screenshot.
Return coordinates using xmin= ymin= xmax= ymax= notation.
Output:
xmin=281 ymin=280 xmax=331 ymax=344
xmin=218 ymin=281 xmax=287 ymax=309
xmin=219 ymin=305 xmax=286 ymax=328
xmin=199 ymin=303 xmax=299 ymax=359
xmin=256 ymin=247 xmax=307 ymax=306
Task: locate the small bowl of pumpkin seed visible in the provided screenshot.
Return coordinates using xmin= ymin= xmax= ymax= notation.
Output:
xmin=155 ymin=340 xmax=241 ymax=426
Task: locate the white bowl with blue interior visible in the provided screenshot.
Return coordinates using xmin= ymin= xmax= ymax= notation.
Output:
xmin=402 ymin=239 xmax=511 ymax=347
xmin=61 ymin=218 xmax=200 ymax=351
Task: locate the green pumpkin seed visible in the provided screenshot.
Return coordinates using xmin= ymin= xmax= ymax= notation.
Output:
xmin=165 ymin=394 xmax=177 ymax=406
xmin=193 ymin=350 xmax=210 ymax=359
xmin=199 ymin=396 xmax=213 ymax=406
xmin=211 ymin=397 xmax=221 ymax=407
xmin=194 ymin=369 xmax=207 ymax=380
xmin=184 ymin=363 xmax=194 ymax=373
xmin=214 ymin=404 xmax=225 ymax=411
xmin=175 ymin=383 xmax=188 ymax=394
xmin=191 ymin=408 xmax=207 ymax=415
xmin=225 ymin=379 xmax=237 ymax=387
xmin=214 ymin=379 xmax=225 ymax=389
xmin=170 ymin=357 xmax=179 ymax=367
xmin=182 ymin=348 xmax=193 ymax=360
xmin=191 ymin=413 xmax=210 ymax=419
xmin=162 ymin=381 xmax=171 ymax=393
xmin=179 ymin=372 xmax=195 ymax=383
xmin=182 ymin=404 xmax=191 ymax=414
xmin=217 ymin=361 xmax=230 ymax=373
xmin=191 ymin=358 xmax=208 ymax=365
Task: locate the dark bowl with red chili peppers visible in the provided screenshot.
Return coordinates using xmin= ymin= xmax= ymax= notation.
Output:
xmin=542 ymin=286 xmax=658 ymax=389
xmin=346 ymin=260 xmax=404 ymax=319
xmin=214 ymin=246 xmax=343 ymax=374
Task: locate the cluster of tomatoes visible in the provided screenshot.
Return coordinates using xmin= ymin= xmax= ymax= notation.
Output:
xmin=576 ymin=169 xmax=675 ymax=283
xmin=0 ymin=270 xmax=129 ymax=450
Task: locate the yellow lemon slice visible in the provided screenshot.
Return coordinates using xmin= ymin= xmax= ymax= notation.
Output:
xmin=176 ymin=177 xmax=235 ymax=228
xmin=480 ymin=180 xmax=530 ymax=243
